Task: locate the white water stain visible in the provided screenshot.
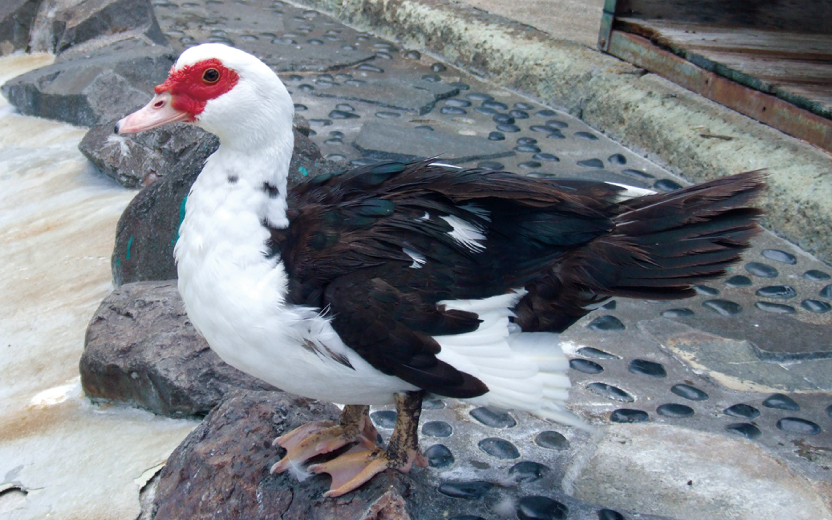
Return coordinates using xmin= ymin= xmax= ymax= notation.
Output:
xmin=0 ymin=54 xmax=198 ymax=520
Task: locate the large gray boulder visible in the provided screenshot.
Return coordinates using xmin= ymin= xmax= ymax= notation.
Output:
xmin=80 ymin=281 xmax=277 ymax=417
xmin=0 ymin=0 xmax=40 ymax=55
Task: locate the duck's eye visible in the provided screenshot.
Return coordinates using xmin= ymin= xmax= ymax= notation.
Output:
xmin=202 ymin=68 xmax=220 ymax=83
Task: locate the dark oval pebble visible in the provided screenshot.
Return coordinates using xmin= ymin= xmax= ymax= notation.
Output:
xmin=493 ymin=114 xmax=515 ymax=124
xmin=509 ymin=461 xmax=549 ymax=483
xmin=577 ymin=347 xmax=618 ymax=359
xmin=517 ymin=136 xmax=538 ymax=145
xmin=299 ymin=84 xmax=315 ymax=92
xmin=478 ymin=437 xmax=520 ymax=459
xmin=657 ymin=403 xmax=694 ymax=418
xmin=533 ymin=153 xmax=560 ymax=162
xmin=431 ymin=62 xmax=447 ymax=72
xmin=777 ymin=417 xmax=821 ymax=435
xmin=308 ymin=119 xmax=333 ymax=127
xmin=345 ymin=79 xmax=366 ymax=86
xmin=477 ymin=161 xmax=504 ymax=170
xmin=820 ymin=284 xmax=832 ymax=299
xmin=421 ymin=74 xmax=441 ymax=82
xmin=802 ymin=299 xmax=831 ymax=313
xmin=694 ymin=284 xmax=719 ymax=296
xmin=470 ymin=407 xmax=516 ymax=428
xmin=467 ymin=92 xmax=493 ymax=101
xmin=536 ymin=109 xmax=559 ymax=117
xmin=414 ymin=125 xmax=433 ymax=132
xmin=574 ymin=131 xmax=598 ymax=140
xmin=240 ymin=34 xmax=259 ymax=41
xmin=517 ymin=496 xmax=568 ymax=520
xmin=586 ymin=382 xmax=634 ymax=402
xmin=653 ymin=179 xmax=683 ymax=191
xmin=374 ymin=51 xmax=392 ymax=59
xmin=530 ymin=125 xmax=553 ymax=133
xmin=588 ymin=315 xmax=625 ymax=331
xmin=448 ymin=82 xmax=470 ymax=90
xmin=475 ymin=106 xmax=498 ymax=115
xmin=827 ymin=405 xmax=832 ymax=418
xmin=438 ymin=480 xmax=493 ymax=499
xmin=621 ymin=168 xmax=655 ymax=180
xmin=755 ymin=285 xmax=797 ymax=299
xmin=403 ymin=50 xmax=421 ymax=59
xmin=519 ymin=161 xmax=542 ymax=169
xmin=424 ymin=444 xmax=454 ymax=467
xmin=375 ymin=111 xmax=401 ymax=118
xmin=328 ymin=110 xmax=359 ymax=119
xmin=724 ymin=275 xmax=752 ymax=287
xmin=515 ymin=102 xmax=535 ymax=110
xmin=329 ymin=130 xmax=345 ymax=138
xmin=726 ymin=423 xmax=761 ymax=439
xmin=535 ymin=431 xmax=570 ymax=450
xmin=804 ymin=270 xmax=831 ymax=281
xmin=761 ymin=249 xmax=796 ymax=264
xmin=293 ymin=104 xmax=308 ymax=111
xmin=357 ymin=63 xmax=384 ymax=72
xmin=515 ymin=144 xmax=541 ymax=153
xmin=724 ymin=403 xmax=760 ymax=419
xmin=608 ymin=153 xmax=627 ymax=164
xmin=488 ymin=132 xmax=505 ymax=141
xmin=370 ymin=410 xmax=397 ymax=428
xmin=482 ymin=100 xmax=509 ymax=110
xmin=702 ymin=299 xmax=742 ymax=316
xmin=445 ymin=99 xmax=472 ymax=108
xmin=422 ymin=399 xmax=445 ymax=409
xmin=746 ymin=262 xmax=778 ymax=278
xmin=324 ymin=138 xmax=342 ymax=145
xmin=629 ymin=359 xmax=667 ymax=377
xmin=509 ymin=109 xmax=530 ymax=119
xmin=598 ymin=509 xmax=625 ymax=520
xmin=546 ymin=129 xmax=566 ymax=139
xmin=610 ymin=409 xmax=649 ymax=423
xmin=755 ymin=301 xmax=795 ymax=314
xmin=570 ymin=358 xmax=604 ymax=374
xmin=661 ymin=308 xmax=694 ymax=318
xmin=325 ymin=154 xmax=345 ymax=161
xmin=307 ymin=39 xmax=324 ymax=45
xmin=577 ymin=158 xmax=604 ymax=168
xmin=763 ymin=393 xmax=800 ymax=410
xmin=422 ymin=421 xmax=452 ymax=437
xmin=496 ymin=124 xmax=521 ymax=133
xmin=602 ymin=300 xmax=616 ymax=310
xmin=671 ymin=384 xmax=709 ymax=401
xmin=440 ymin=106 xmax=467 ymax=115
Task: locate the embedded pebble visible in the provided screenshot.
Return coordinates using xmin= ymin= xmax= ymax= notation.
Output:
xmin=519 ymin=161 xmax=542 ymax=169
xmin=777 ymin=417 xmax=821 ymax=435
xmin=445 ymin=99 xmax=471 ymax=108
xmin=598 ymin=509 xmax=625 ymax=520
xmin=478 ymin=438 xmax=520 ymax=459
xmin=570 ymin=359 xmax=604 ymax=374
xmin=657 ymin=403 xmax=694 ymax=418
xmin=509 ymin=109 xmax=530 ymax=119
xmin=438 ymin=481 xmax=493 ymax=499
xmin=370 ymin=410 xmax=397 ymax=428
xmin=587 ymin=383 xmax=634 ymax=402
xmin=746 ymin=262 xmax=778 ymax=278
xmin=536 ymin=110 xmax=559 ymax=117
xmin=517 ymin=137 xmax=537 ymax=145
xmin=509 ymin=461 xmax=549 ymax=483
xmin=761 ymin=249 xmax=796 ymax=264
xmin=422 ymin=421 xmax=452 ymax=437
xmin=477 ymin=161 xmax=504 ymax=170
xmin=482 ymin=100 xmax=508 ymax=110
xmin=496 ymin=123 xmax=521 ymax=133
xmin=694 ymin=285 xmax=719 ymax=296
xmin=488 ymin=132 xmax=506 ymax=141
xmin=577 ymin=347 xmax=618 ymax=359
xmin=726 ymin=423 xmax=762 ymax=439
xmin=533 ymin=153 xmax=559 ymax=162
xmin=328 ymin=109 xmax=359 ymax=119
xmin=755 ymin=302 xmax=795 ymax=314
xmin=535 ymin=431 xmax=570 ymax=450
xmin=628 ymin=359 xmax=667 ymax=378
xmin=424 ymin=444 xmax=454 ymax=467
xmin=517 ymin=496 xmax=568 ymax=520
xmin=546 ymin=129 xmax=566 ymax=139
xmin=470 ymin=407 xmax=516 ymax=428
xmin=762 ymin=393 xmax=800 ymax=410
xmin=702 ymin=299 xmax=743 ymax=316
xmin=755 ymin=285 xmax=797 ymax=299
xmin=403 ymin=50 xmax=421 ymax=59
xmin=375 ymin=111 xmax=401 ymax=118
xmin=827 ymin=405 xmax=832 ymax=418
xmin=820 ymin=284 xmax=832 ymax=299
xmin=514 ymin=144 xmax=541 ymax=153
xmin=661 ymin=308 xmax=694 ymax=318
xmin=467 ymin=93 xmax=493 ymax=101
xmin=577 ymin=158 xmax=604 ymax=168
xmin=621 ymin=168 xmax=655 ymax=179
xmin=607 ymin=153 xmax=627 ymax=164
xmin=601 ymin=300 xmax=616 ymax=310
xmin=588 ymin=315 xmax=625 ymax=331
xmin=430 ymin=63 xmax=447 ymax=72
xmin=422 ymin=399 xmax=446 ymax=409
xmin=610 ymin=409 xmax=649 ymax=423
xmin=421 ymin=74 xmax=440 ymax=82
xmin=441 ymin=107 xmax=467 ymax=115
xmin=802 ymin=299 xmax=831 ymax=313
xmin=476 ymin=107 xmax=498 ymax=115
xmin=724 ymin=403 xmax=760 ymax=419
xmin=804 ymin=270 xmax=830 ymax=281
xmin=575 ymin=131 xmax=598 ymax=140
xmin=671 ymin=384 xmax=709 ymax=401
xmin=514 ymin=102 xmax=535 ymax=110
xmin=724 ymin=275 xmax=752 ymax=287
xmin=653 ymin=179 xmax=683 ymax=191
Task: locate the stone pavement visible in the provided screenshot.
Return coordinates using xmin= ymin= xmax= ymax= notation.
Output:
xmin=143 ymin=1 xmax=832 ymax=518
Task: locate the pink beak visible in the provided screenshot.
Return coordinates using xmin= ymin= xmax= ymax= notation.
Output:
xmin=115 ymin=91 xmax=190 ymax=134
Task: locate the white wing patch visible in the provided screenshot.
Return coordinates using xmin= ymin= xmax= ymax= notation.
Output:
xmin=440 ymin=214 xmax=486 ymax=252
xmin=403 ymin=247 xmax=426 ymax=269
xmin=605 ymin=182 xmax=656 ymax=201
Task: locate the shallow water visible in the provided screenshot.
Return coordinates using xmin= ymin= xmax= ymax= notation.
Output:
xmin=0 ymin=53 xmax=197 ymax=520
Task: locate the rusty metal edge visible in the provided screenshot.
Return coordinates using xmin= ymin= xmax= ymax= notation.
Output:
xmin=607 ymin=30 xmax=832 ymax=154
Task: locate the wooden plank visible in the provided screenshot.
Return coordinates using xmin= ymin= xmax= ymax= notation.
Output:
xmin=607 ymin=30 xmax=832 ymax=153
xmin=776 ymin=83 xmax=832 ymax=118
xmin=614 ymin=0 xmax=832 ymax=34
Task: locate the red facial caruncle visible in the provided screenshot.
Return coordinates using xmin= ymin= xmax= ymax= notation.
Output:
xmin=155 ymin=58 xmax=240 ymax=120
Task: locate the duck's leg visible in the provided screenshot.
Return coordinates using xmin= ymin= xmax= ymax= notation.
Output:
xmin=308 ymin=391 xmax=428 ymax=498
xmin=270 ymin=404 xmax=379 ymax=474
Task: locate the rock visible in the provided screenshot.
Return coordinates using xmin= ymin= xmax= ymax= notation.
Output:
xmin=0 ymin=0 xmax=40 ymax=55
xmin=80 ymin=280 xmax=277 ymax=417
xmin=151 ymin=389 xmax=422 ymax=520
xmin=1 ymin=38 xmax=174 ymax=126
xmin=110 ymin=117 xmax=343 ymax=285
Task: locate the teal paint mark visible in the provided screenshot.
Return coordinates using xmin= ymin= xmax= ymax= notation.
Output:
xmin=126 ymin=236 xmax=133 ymax=261
xmin=174 ymin=196 xmax=188 ymax=245
xmin=299 ymin=166 xmax=309 ymax=177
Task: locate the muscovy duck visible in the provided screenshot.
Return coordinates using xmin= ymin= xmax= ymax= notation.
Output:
xmin=116 ymin=43 xmax=764 ymax=497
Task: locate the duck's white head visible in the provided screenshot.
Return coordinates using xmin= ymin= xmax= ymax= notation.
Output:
xmin=117 ymin=43 xmax=294 ymax=151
